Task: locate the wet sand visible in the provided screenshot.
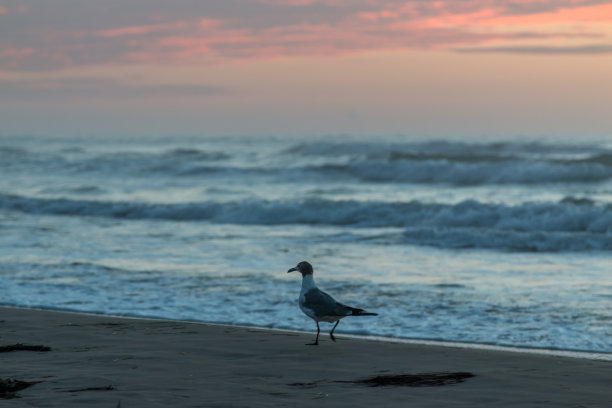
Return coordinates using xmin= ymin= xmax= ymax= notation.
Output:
xmin=1 ymin=306 xmax=610 ymax=407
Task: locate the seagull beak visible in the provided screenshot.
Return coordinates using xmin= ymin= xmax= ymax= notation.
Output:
xmin=287 ymin=267 xmax=298 ymax=273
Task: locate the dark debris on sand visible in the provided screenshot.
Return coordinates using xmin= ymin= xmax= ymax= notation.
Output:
xmin=0 ymin=378 xmax=40 ymax=399
xmin=64 ymin=385 xmax=115 ymax=393
xmin=342 ymin=372 xmax=475 ymax=387
xmin=0 ymin=343 xmax=51 ymax=353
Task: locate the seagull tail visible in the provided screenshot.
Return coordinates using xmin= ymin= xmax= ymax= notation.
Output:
xmin=349 ymin=307 xmax=378 ymax=317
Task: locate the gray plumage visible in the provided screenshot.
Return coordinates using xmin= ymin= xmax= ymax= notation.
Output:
xmin=303 ymin=288 xmax=375 ymax=320
xmin=287 ymin=261 xmax=377 ymax=345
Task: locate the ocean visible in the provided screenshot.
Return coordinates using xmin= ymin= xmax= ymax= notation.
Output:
xmin=1 ymin=134 xmax=611 ymax=354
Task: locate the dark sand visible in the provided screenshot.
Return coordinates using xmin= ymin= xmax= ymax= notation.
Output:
xmin=1 ymin=306 xmax=610 ymax=407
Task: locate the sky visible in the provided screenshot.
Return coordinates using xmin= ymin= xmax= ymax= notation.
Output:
xmin=1 ymin=0 xmax=611 ymax=138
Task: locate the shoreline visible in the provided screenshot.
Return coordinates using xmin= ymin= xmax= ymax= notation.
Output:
xmin=2 ymin=305 xmax=611 ymax=407
xmin=3 ymin=305 xmax=611 ymax=362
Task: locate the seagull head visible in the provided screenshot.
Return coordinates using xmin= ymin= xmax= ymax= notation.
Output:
xmin=287 ymin=261 xmax=313 ymax=276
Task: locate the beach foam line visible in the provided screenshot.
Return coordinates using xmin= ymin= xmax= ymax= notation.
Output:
xmin=5 ymin=305 xmax=611 ymax=362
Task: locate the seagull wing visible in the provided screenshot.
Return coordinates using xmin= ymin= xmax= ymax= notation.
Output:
xmin=303 ymin=288 xmax=353 ymax=318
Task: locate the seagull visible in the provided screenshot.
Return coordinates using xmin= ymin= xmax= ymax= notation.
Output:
xmin=287 ymin=261 xmax=378 ymax=345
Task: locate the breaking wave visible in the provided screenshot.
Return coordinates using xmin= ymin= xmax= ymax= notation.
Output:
xmin=3 ymin=140 xmax=612 ymax=185
xmin=2 ymin=193 xmax=610 ymax=251
xmin=290 ymin=140 xmax=612 ymax=185
xmin=309 ymin=160 xmax=612 ymax=184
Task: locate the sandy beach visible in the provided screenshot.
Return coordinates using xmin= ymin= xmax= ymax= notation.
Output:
xmin=1 ymin=306 xmax=610 ymax=407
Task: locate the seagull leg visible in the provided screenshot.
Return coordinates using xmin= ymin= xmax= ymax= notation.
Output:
xmin=307 ymin=322 xmax=320 ymax=346
xmin=329 ymin=320 xmax=340 ymax=342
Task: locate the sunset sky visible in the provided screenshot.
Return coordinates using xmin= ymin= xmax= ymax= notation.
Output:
xmin=1 ymin=0 xmax=611 ymax=138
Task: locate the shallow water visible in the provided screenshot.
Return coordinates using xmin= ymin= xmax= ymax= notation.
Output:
xmin=1 ymin=134 xmax=611 ymax=353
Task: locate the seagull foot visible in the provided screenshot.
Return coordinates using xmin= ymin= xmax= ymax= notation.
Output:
xmin=306 ymin=342 xmax=319 ymax=346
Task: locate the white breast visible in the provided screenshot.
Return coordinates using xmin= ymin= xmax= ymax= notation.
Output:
xmin=298 ymin=275 xmax=318 ymax=321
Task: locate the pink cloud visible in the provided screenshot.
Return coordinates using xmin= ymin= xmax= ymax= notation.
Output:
xmin=357 ymin=10 xmax=401 ymax=22
xmin=199 ymin=19 xmax=222 ymax=29
xmin=0 ymin=48 xmax=36 ymax=69
xmin=252 ymin=0 xmax=349 ymax=5
xmin=484 ymin=3 xmax=612 ymax=25
xmin=15 ymin=5 xmax=30 ymax=13
xmin=0 ymin=48 xmax=36 ymax=58
xmin=2 ymin=0 xmax=611 ymax=71
xmin=96 ymin=25 xmax=171 ymax=38
xmin=0 ymin=4 xmax=30 ymax=15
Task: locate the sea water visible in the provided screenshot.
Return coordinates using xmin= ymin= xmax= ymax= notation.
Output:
xmin=1 ymin=134 xmax=610 ymax=354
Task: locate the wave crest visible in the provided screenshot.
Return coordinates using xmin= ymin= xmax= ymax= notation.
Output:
xmin=2 ymin=193 xmax=610 ymax=251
